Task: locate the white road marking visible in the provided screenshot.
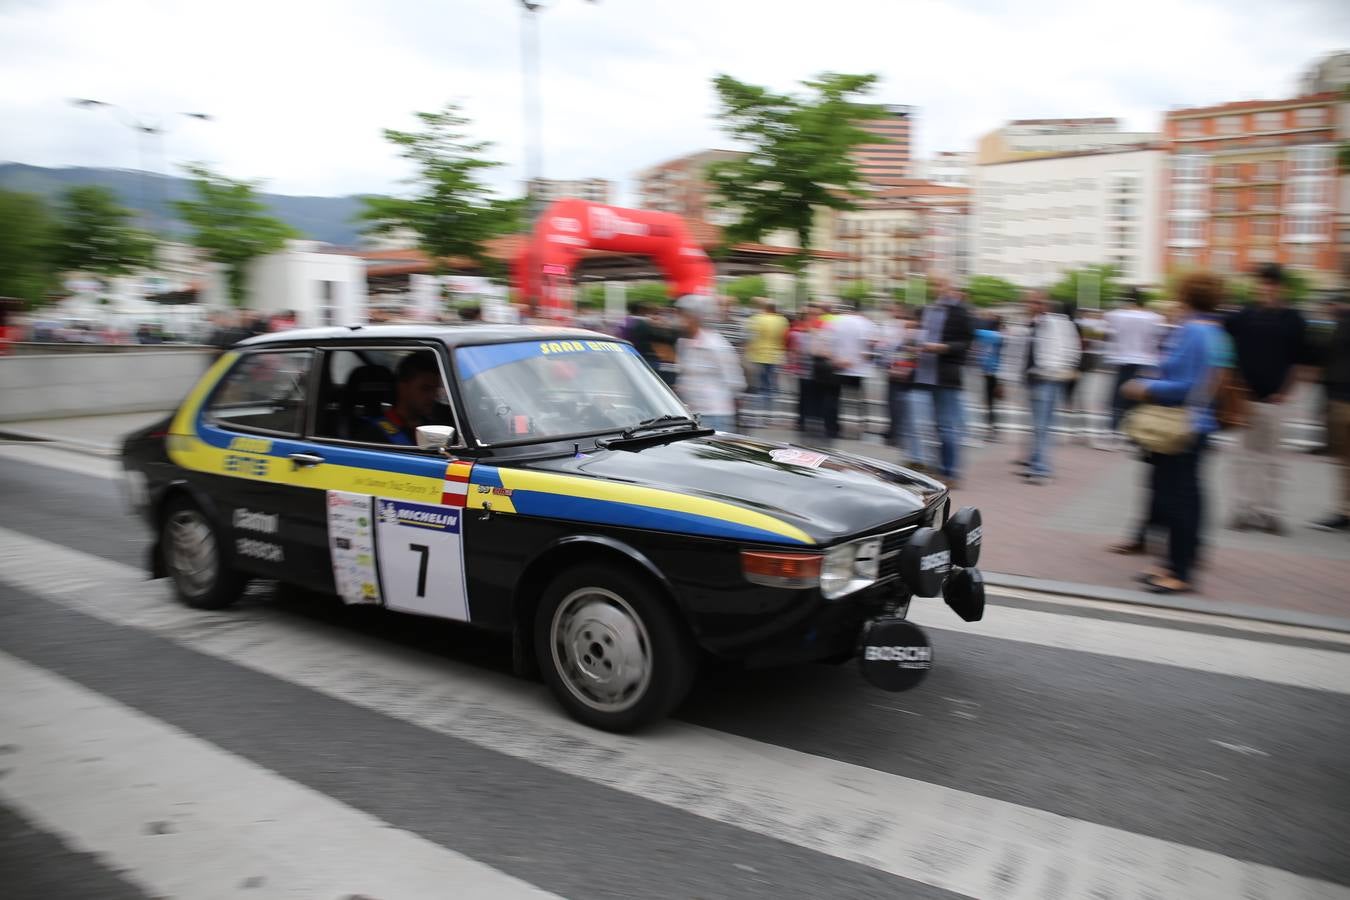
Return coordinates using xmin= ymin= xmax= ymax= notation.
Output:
xmin=0 ymin=651 xmax=556 ymax=900
xmin=0 ymin=443 xmax=124 ymax=481
xmin=908 ymin=600 xmax=1350 ymax=694
xmin=2 ymin=528 xmax=1347 ymax=900
xmin=1210 ymin=740 xmax=1271 ymax=758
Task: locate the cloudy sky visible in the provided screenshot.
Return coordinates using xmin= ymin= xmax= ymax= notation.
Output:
xmin=2 ymin=0 xmax=1347 ymax=203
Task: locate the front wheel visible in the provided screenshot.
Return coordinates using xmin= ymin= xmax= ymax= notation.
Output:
xmin=161 ymin=496 xmax=247 ymax=610
xmin=535 ymin=564 xmax=696 ymax=733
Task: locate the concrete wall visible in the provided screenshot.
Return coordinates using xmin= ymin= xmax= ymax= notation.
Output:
xmin=0 ymin=348 xmax=214 ymax=422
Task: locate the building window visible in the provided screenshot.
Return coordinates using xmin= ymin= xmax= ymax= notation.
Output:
xmin=1178 ymin=119 xmax=1203 ymax=138
xmin=1256 ymin=160 xmax=1281 ymax=181
xmin=1291 ymin=145 xmax=1332 ymax=176
xmin=1214 ymin=219 xmax=1236 ymax=239
xmin=1213 ymin=250 xmax=1237 ymax=273
xmin=1215 ymin=164 xmax=1239 ymax=183
xmin=1254 ymin=187 xmax=1278 ymax=210
xmin=1295 ymin=107 xmax=1325 ymax=127
xmin=1252 ymin=217 xmax=1278 ymax=237
xmin=1290 ymin=179 xmax=1325 ymax=206
xmin=1215 ymin=192 xmax=1238 ymax=213
xmin=1289 ymin=245 xmax=1316 ymax=268
xmin=1172 ymin=155 xmax=1208 ymax=183
xmin=1250 ymin=247 xmax=1275 ymax=263
xmin=1169 ymin=220 xmax=1203 ymax=244
xmin=1218 ymin=116 xmax=1243 ymax=135
xmin=1285 ymin=214 xmax=1328 ymax=240
xmin=1255 ymin=111 xmax=1283 ymax=132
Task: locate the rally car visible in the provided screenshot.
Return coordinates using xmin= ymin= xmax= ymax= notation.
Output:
xmin=122 ymin=324 xmax=985 ymax=732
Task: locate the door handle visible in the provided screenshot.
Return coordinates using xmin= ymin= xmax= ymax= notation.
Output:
xmin=288 ymin=452 xmax=325 ymax=469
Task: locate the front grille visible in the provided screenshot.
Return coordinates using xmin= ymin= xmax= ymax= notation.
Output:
xmin=878 ymin=523 xmax=919 ymax=582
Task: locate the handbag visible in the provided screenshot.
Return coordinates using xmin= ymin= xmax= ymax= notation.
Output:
xmin=1124 ymin=404 xmax=1194 ymax=455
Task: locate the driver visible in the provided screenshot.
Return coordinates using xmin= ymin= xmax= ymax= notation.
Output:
xmin=355 ymin=352 xmax=441 ymax=445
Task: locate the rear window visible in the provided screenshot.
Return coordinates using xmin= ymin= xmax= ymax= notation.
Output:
xmin=206 ymin=350 xmax=314 ymax=436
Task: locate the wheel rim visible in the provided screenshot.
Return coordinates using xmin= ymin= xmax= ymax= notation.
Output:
xmin=550 ymin=587 xmax=652 ymax=714
xmin=166 ymin=509 xmax=218 ymax=598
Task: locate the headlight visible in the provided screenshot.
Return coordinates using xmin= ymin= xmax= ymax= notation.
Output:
xmin=821 ymin=536 xmax=883 ymax=600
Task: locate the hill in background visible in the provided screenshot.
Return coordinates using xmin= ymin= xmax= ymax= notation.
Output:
xmin=0 ymin=163 xmax=368 ymax=248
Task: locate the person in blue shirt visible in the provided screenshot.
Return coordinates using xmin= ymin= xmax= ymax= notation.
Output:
xmin=972 ymin=313 xmax=1004 ymax=441
xmin=1121 ymin=272 xmax=1227 ymax=594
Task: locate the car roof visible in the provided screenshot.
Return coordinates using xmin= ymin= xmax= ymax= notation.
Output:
xmin=235 ymin=323 xmax=623 ymax=349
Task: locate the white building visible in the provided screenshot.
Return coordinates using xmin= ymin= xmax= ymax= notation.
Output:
xmin=977 ymin=118 xmax=1159 ymax=165
xmin=247 ymin=241 xmax=368 ymax=328
xmin=972 ymin=146 xmax=1165 ymax=288
xmin=526 ymin=177 xmax=613 ymax=205
xmin=1300 ymin=51 xmax=1350 ymax=95
xmin=915 ymin=151 xmax=973 ymax=186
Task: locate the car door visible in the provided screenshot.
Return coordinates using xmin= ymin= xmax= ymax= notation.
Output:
xmin=289 ymin=342 xmax=476 ymax=622
xmin=194 ymin=347 xmax=319 ymax=583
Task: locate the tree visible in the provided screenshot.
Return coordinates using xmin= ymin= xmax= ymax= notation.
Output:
xmin=965 ymin=275 xmax=1021 ymax=308
xmin=724 ymin=274 xmax=768 ymax=306
xmin=360 ymin=104 xmax=521 ymax=272
xmin=55 ymin=185 xmax=155 ymax=277
xmin=627 ymin=282 xmax=672 ymax=306
xmin=176 ymin=165 xmax=297 ymax=306
xmin=839 ymin=279 xmax=872 ymax=305
xmin=1049 ymin=264 xmax=1123 ymax=313
xmin=707 ymin=72 xmax=887 ymax=291
xmin=0 ymin=190 xmax=58 ymax=306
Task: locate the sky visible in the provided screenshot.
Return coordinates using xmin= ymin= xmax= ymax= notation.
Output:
xmin=1 ymin=0 xmax=1348 ymax=204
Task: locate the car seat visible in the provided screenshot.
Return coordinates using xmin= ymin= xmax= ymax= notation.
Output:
xmin=340 ymin=364 xmax=395 ymax=439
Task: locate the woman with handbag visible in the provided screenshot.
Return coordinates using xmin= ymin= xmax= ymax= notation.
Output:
xmin=1121 ymin=273 xmax=1228 ymax=595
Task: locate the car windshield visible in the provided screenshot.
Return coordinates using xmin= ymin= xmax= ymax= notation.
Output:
xmin=454 ymin=339 xmax=689 ymax=445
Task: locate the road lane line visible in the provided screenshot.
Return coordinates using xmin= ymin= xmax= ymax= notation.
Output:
xmin=0 ymin=651 xmax=556 ymax=900
xmin=908 ymin=600 xmax=1350 ymax=691
xmin=2 ymin=527 xmax=1347 ymax=900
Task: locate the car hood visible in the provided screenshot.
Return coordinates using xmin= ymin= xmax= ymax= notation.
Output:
xmin=516 ymin=432 xmax=945 ymax=544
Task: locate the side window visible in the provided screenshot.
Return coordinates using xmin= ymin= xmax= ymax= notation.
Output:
xmin=206 ymin=350 xmax=313 ymax=435
xmin=313 ymin=347 xmax=457 ymax=447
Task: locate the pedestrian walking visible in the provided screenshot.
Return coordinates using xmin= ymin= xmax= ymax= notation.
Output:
xmin=1101 ymin=287 xmax=1164 ymax=449
xmin=824 ymin=299 xmax=877 ymax=440
xmin=879 ymin=304 xmax=916 ymax=448
xmin=972 ymin=313 xmax=1005 ymax=441
xmin=1120 ymin=272 xmax=1227 ymax=594
xmin=914 ymin=278 xmax=974 ymax=486
xmin=1016 ymin=292 xmax=1081 ymax=484
xmin=674 ymin=295 xmax=745 ymax=433
xmin=745 ymin=298 xmax=789 ymax=425
xmin=1310 ymin=294 xmax=1350 ymax=532
xmin=1225 ymin=263 xmax=1307 ymax=534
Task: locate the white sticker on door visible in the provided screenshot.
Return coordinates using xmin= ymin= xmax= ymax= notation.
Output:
xmin=327 ymin=491 xmax=381 ymax=605
xmin=374 ymin=498 xmax=469 ymax=622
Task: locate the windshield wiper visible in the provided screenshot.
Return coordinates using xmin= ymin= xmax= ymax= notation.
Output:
xmin=623 ymin=414 xmax=701 ymax=438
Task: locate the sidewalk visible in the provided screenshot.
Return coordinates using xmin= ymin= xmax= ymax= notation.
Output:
xmin=4 ymin=409 xmax=1346 ymax=628
xmin=757 ymin=425 xmax=1348 ymax=627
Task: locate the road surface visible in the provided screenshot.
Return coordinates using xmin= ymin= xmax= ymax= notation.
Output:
xmin=0 ymin=442 xmax=1347 ymax=899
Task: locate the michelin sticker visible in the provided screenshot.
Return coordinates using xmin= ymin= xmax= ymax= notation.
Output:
xmin=327 ymin=491 xmax=381 ymax=605
xmin=375 ymin=498 xmax=470 ymax=622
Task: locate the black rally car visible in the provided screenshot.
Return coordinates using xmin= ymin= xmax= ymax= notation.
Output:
xmin=123 ymin=324 xmax=986 ymax=731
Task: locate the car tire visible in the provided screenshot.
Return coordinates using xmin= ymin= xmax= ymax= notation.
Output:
xmin=534 ymin=563 xmax=696 ymax=733
xmin=161 ymin=496 xmax=246 ymax=610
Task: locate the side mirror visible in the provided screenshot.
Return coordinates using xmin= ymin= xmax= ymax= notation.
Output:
xmin=415 ymin=425 xmax=456 ymax=452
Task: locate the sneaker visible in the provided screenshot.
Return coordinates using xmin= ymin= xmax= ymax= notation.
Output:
xmin=1261 ymin=518 xmax=1287 ymax=536
xmin=1023 ymin=473 xmax=1048 ymax=485
xmin=1310 ymin=514 xmax=1350 ymax=532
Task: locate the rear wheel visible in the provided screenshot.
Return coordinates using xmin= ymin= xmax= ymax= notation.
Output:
xmin=535 ymin=564 xmax=696 ymax=733
xmin=161 ymin=497 xmax=246 ymax=610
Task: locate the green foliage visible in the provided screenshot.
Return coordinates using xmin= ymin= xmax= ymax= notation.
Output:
xmin=55 ymin=185 xmax=155 ymax=276
xmin=0 ymin=190 xmax=58 ymax=306
xmin=1221 ymin=268 xmax=1314 ymax=306
xmin=577 ymin=284 xmax=605 ymax=309
xmin=707 ymin=72 xmax=887 ymax=275
xmin=965 ymin=275 xmax=1021 ymax=308
xmin=724 ymin=274 xmax=767 ymax=305
xmin=627 ymin=282 xmax=672 ymax=306
xmin=839 ymin=280 xmax=871 ymax=305
xmin=176 ymin=165 xmax=297 ymax=305
xmin=360 ymin=104 xmax=521 ymax=270
xmin=1048 ymin=264 xmax=1123 ymax=312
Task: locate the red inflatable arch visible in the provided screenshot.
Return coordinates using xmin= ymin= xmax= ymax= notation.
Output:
xmin=512 ymin=199 xmax=714 ymax=319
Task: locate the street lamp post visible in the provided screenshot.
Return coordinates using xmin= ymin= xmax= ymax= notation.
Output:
xmin=70 ymin=99 xmax=212 ymax=234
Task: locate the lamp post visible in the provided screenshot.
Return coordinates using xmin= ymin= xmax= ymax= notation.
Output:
xmin=70 ymin=99 xmax=212 ymax=234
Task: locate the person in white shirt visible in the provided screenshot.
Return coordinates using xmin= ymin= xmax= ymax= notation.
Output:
xmin=1103 ymin=288 xmax=1164 ymax=443
xmin=822 ymin=300 xmax=878 ymax=439
xmin=1013 ymin=292 xmax=1082 ymax=483
xmin=674 ymin=294 xmax=745 ymax=432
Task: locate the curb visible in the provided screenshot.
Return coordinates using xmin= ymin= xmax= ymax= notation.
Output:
xmin=983 ymin=571 xmax=1350 ymax=635
xmin=0 ymin=428 xmax=121 ymax=458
